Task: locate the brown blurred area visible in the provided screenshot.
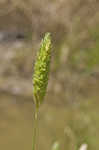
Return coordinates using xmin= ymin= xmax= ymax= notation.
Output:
xmin=0 ymin=0 xmax=99 ymax=150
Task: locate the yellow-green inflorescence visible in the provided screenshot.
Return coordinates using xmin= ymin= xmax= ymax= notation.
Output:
xmin=33 ymin=33 xmax=52 ymax=108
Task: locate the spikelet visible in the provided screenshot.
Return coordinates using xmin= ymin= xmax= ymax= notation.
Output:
xmin=33 ymin=33 xmax=52 ymax=108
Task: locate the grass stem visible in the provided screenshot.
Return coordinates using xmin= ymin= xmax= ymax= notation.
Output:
xmin=32 ymin=106 xmax=38 ymax=150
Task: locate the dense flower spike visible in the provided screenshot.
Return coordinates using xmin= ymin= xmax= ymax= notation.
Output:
xmin=33 ymin=33 xmax=52 ymax=108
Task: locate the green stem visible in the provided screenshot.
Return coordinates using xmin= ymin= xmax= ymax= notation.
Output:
xmin=32 ymin=106 xmax=38 ymax=150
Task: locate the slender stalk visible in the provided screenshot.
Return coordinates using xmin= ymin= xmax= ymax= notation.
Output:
xmin=32 ymin=105 xmax=38 ymax=150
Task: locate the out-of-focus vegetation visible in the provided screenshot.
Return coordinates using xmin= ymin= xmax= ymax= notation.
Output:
xmin=0 ymin=0 xmax=99 ymax=150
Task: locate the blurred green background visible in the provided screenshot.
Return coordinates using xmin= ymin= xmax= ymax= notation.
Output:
xmin=0 ymin=0 xmax=99 ymax=150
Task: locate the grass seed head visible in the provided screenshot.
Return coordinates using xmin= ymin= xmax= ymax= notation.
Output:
xmin=33 ymin=33 xmax=52 ymax=108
